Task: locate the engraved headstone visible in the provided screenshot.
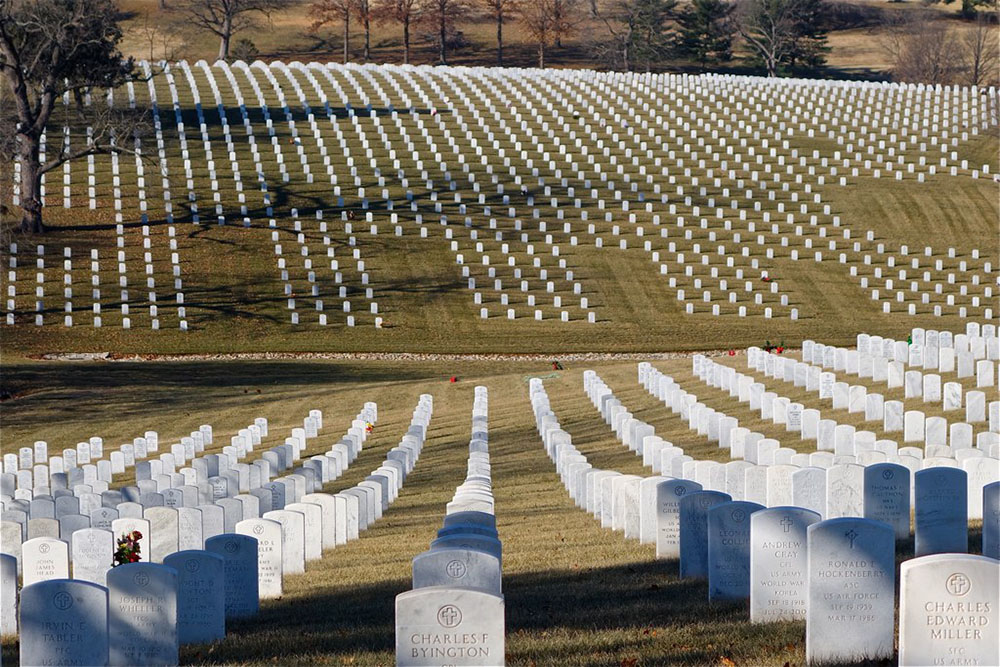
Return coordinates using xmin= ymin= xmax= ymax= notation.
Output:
xmin=750 ymin=507 xmax=821 ymax=623
xmin=395 ymin=586 xmax=505 ymax=666
xmin=655 ymin=479 xmax=702 ymax=560
xmin=108 ymin=562 xmax=178 ymax=666
xmin=679 ymin=490 xmax=731 ymax=579
xmin=915 ymin=467 xmax=968 ymax=556
xmin=163 ymin=550 xmax=226 ymax=645
xmin=899 ymin=554 xmax=999 ymax=667
xmin=205 ymin=533 xmax=259 ymax=619
xmin=235 ymin=517 xmax=283 ymax=599
xmin=22 ymin=536 xmax=69 ymax=586
xmin=71 ymin=527 xmax=114 ymax=586
xmin=413 ymin=547 xmax=502 ymax=596
xmin=863 ymin=463 xmax=910 ymax=540
xmin=806 ymin=518 xmax=895 ymax=664
xmin=19 ymin=579 xmax=109 ymax=667
xmin=707 ymin=501 xmax=764 ymax=600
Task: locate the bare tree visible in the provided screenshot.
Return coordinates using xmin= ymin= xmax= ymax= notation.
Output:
xmin=550 ymin=0 xmax=576 ymax=47
xmin=311 ymin=0 xmax=354 ymax=63
xmin=177 ymin=0 xmax=289 ymax=61
xmin=734 ymin=0 xmax=825 ymax=76
xmin=591 ymin=0 xmax=673 ymax=71
xmin=0 ymin=0 xmax=150 ymax=233
xmin=480 ymin=0 xmax=519 ymax=65
xmin=882 ymin=10 xmax=960 ymax=84
xmin=375 ymin=0 xmax=421 ymax=63
xmin=961 ymin=10 xmax=999 ymax=86
xmin=422 ymin=0 xmax=469 ymax=64
xmin=355 ymin=0 xmax=374 ymax=61
xmin=135 ymin=10 xmax=184 ymax=62
xmin=521 ymin=0 xmax=556 ymax=66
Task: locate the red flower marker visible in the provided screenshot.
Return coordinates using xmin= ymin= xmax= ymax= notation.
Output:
xmin=450 ymin=376 xmax=457 ymax=383
xmin=728 ymin=349 xmax=736 ymax=356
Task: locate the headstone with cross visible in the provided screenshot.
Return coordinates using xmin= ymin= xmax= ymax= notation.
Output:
xmin=899 ymin=554 xmax=999 ymax=667
xmin=707 ymin=501 xmax=764 ymax=601
xmin=750 ymin=507 xmax=821 ymax=623
xmin=412 ymin=547 xmax=502 ymax=596
xmin=915 ymin=467 xmax=968 ymax=557
xmin=164 ymin=550 xmax=227 ymax=645
xmin=19 ymin=579 xmax=109 ymax=667
xmin=863 ymin=462 xmax=911 ymax=540
xmin=806 ymin=517 xmax=895 ymax=664
xmin=205 ymin=533 xmax=259 ymax=619
xmin=107 ymin=562 xmax=179 ymax=665
xmin=395 ymin=586 xmax=505 ymax=666
xmin=655 ymin=479 xmax=703 ymax=560
xmin=679 ymin=490 xmax=732 ymax=580
xmin=235 ymin=517 xmax=283 ymax=599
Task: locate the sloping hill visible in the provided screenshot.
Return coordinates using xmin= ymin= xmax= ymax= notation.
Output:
xmin=2 ymin=64 xmax=996 ymax=355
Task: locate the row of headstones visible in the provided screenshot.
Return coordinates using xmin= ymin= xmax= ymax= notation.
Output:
xmin=758 ymin=341 xmax=999 ymax=433
xmin=397 ymin=386 xmax=505 ymax=665
xmin=154 ymin=65 xmax=780 ymax=326
xmin=48 ymin=63 xmax=984 ymax=332
xmin=4 ymin=424 xmax=216 ymax=498
xmin=531 ymin=374 xmax=1000 ymax=667
xmin=641 ymin=360 xmax=999 ymax=521
xmin=1 ymin=405 xmax=372 ymax=582
xmin=271 ymin=209 xmax=384 ymax=327
xmin=691 ymin=350 xmax=996 ymax=464
xmin=3 ymin=396 xmax=430 ymax=662
xmin=588 ymin=364 xmax=991 ymax=538
xmin=720 ymin=349 xmax=999 ymax=458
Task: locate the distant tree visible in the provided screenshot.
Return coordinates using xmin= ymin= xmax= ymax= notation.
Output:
xmin=422 ymin=0 xmax=469 ymax=64
xmin=310 ymin=0 xmax=354 ymax=63
xmin=229 ymin=37 xmax=260 ymax=61
xmin=882 ymin=10 xmax=959 ymax=84
xmin=961 ymin=10 xmax=999 ymax=85
xmin=928 ymin=0 xmax=997 ymax=20
xmin=176 ymin=0 xmax=290 ymax=61
xmin=550 ymin=0 xmax=576 ymax=47
xmin=354 ymin=0 xmax=374 ymax=61
xmin=375 ymin=0 xmax=421 ymax=63
xmin=480 ymin=0 xmax=519 ymax=65
xmin=734 ymin=0 xmax=827 ymax=76
xmin=521 ymin=0 xmax=556 ymax=66
xmin=0 ymin=0 xmax=148 ymax=233
xmin=594 ymin=0 xmax=676 ymax=71
xmin=677 ymin=0 xmax=734 ymax=69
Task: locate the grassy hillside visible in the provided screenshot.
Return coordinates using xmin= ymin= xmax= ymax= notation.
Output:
xmin=2 ymin=64 xmax=996 ymax=358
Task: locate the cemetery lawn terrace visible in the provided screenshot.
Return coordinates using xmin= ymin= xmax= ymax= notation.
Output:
xmin=0 ymin=357 xmax=982 ymax=665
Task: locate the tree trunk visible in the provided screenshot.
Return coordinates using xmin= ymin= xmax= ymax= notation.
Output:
xmin=219 ymin=15 xmax=232 ymax=60
xmin=497 ymin=12 xmax=504 ymax=66
xmin=343 ymin=15 xmax=350 ymax=64
xmin=538 ymin=41 xmax=545 ymax=68
xmin=439 ymin=10 xmax=447 ymax=64
xmin=18 ymin=135 xmax=44 ymax=234
xmin=403 ymin=17 xmax=410 ymax=64
xmin=364 ymin=18 xmax=371 ymax=61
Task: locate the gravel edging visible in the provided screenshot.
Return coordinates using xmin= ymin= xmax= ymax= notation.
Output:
xmin=33 ymin=349 xmax=763 ymax=363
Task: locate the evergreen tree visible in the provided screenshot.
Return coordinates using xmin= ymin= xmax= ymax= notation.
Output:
xmin=677 ymin=0 xmax=734 ymax=69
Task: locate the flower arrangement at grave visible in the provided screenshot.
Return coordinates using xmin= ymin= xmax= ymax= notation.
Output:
xmin=763 ymin=340 xmax=785 ymax=354
xmin=112 ymin=530 xmax=142 ymax=566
